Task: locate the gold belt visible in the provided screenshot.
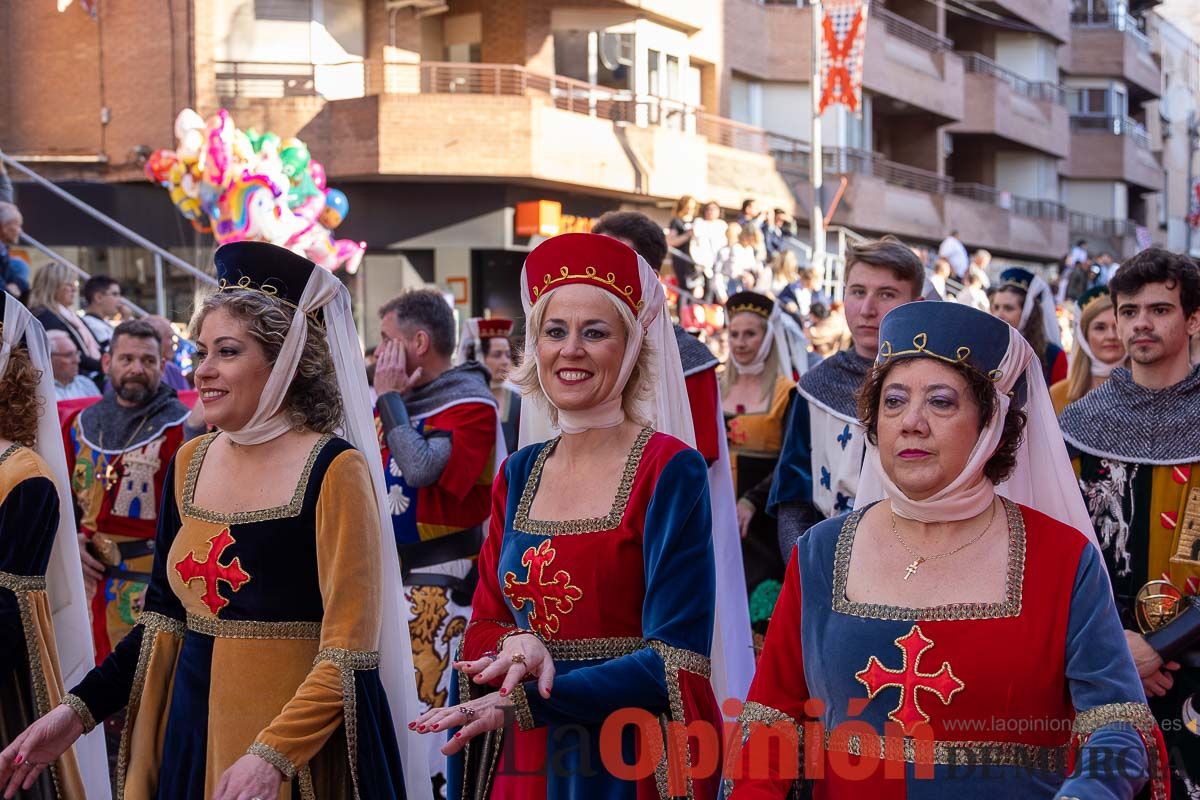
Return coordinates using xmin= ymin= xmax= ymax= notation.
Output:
xmin=186 ymin=613 xmax=322 ymax=640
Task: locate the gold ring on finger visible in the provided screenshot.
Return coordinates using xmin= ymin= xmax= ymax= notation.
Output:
xmin=510 ymin=653 xmax=526 ymax=664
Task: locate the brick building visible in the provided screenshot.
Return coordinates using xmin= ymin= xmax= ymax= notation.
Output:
xmin=1 ymin=0 xmax=1198 ymax=335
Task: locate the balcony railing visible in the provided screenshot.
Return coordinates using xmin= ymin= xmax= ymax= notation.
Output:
xmin=1071 ymin=3 xmax=1152 ymax=51
xmin=870 ymin=2 xmax=953 ymax=53
xmin=1070 ymin=114 xmax=1152 ymax=149
xmin=959 ymin=52 xmax=1066 ymax=105
xmin=1068 ymin=211 xmax=1139 ymax=237
xmin=825 ymin=147 xmax=953 ymax=194
xmin=948 ymin=183 xmax=1067 ymax=220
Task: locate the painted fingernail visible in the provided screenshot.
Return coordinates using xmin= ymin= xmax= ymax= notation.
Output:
xmin=13 ymin=755 xmax=22 ymax=765
xmin=408 ymin=722 xmax=416 ymax=729
xmin=431 ymin=724 xmax=439 ymax=731
xmin=454 ymin=733 xmax=462 ymax=738
xmin=499 ymin=688 xmax=508 ymax=696
xmin=418 ymin=725 xmax=426 ymax=732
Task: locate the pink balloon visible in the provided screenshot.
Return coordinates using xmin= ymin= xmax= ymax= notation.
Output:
xmin=309 ymin=160 xmax=327 ymax=192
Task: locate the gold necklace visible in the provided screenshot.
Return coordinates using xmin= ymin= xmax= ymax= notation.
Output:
xmin=892 ymin=499 xmax=998 ymax=581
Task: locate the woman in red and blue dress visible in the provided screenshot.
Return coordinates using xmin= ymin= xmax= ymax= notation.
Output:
xmin=728 ymin=301 xmax=1168 ymax=799
xmin=416 ymin=233 xmax=723 ymax=799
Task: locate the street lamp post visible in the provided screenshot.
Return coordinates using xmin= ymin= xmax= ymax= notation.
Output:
xmin=810 ymin=0 xmax=826 ymax=275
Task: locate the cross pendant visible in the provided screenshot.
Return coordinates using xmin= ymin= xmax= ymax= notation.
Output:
xmin=903 ymin=558 xmax=924 ymax=581
xmin=103 ymin=464 xmax=118 ymax=492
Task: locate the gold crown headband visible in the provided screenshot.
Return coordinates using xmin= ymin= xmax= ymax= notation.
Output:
xmin=530 ymin=265 xmax=642 ymax=313
xmin=878 ymin=332 xmax=1004 ymax=383
xmin=727 ymin=302 xmax=771 ymax=320
xmin=217 ymin=276 xmax=324 ymax=328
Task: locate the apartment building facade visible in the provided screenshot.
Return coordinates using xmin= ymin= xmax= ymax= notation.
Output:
xmin=1 ymin=0 xmax=1197 ymax=331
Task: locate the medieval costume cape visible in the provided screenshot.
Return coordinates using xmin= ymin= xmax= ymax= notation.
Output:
xmin=679 ymin=324 xmax=755 ymax=706
xmin=0 ymin=445 xmax=86 ymax=799
xmin=727 ymin=501 xmax=1169 ymax=799
xmin=449 ymin=430 xmax=723 ymax=799
xmin=768 ymin=349 xmax=871 ymax=533
xmin=378 ymin=361 xmax=500 ymax=794
xmin=1060 ymin=363 xmax=1200 ymax=796
xmin=62 ymin=435 xmax=406 ymax=799
xmin=63 ymin=385 xmax=191 ymax=661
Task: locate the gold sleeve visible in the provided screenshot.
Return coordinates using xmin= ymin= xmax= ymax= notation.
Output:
xmin=251 ymin=448 xmax=383 ymax=775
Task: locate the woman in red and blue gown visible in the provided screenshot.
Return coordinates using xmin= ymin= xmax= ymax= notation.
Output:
xmin=417 ymin=233 xmax=723 ymax=798
xmin=727 ymin=301 xmax=1168 ymax=799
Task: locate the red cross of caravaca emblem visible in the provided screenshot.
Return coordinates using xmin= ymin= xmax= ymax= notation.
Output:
xmin=856 ymin=625 xmax=964 ymax=735
xmin=503 ymin=539 xmax=583 ymax=638
xmin=174 ymin=529 xmax=251 ymax=615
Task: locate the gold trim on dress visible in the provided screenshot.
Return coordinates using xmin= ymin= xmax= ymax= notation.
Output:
xmin=181 ymin=433 xmax=332 ymax=524
xmin=1070 ymin=702 xmax=1166 ymax=800
xmin=739 ymin=700 xmax=797 ymax=729
xmin=0 ymin=571 xmax=46 ymax=592
xmin=547 ymin=636 xmax=645 ymax=661
xmin=0 ymin=443 xmax=19 ymax=467
xmin=186 ymin=613 xmax=321 ymax=640
xmin=506 ymin=684 xmax=536 ymax=732
xmin=825 ymin=730 xmax=1066 ymax=771
xmin=60 ymin=693 xmax=97 ymax=734
xmin=313 ymin=648 xmax=381 ymax=800
xmin=832 ymin=498 xmax=1026 ymax=621
xmin=115 ymin=612 xmax=185 ymax=799
xmin=248 ymin=740 xmax=297 ymax=779
xmin=648 ymin=639 xmax=711 ymax=800
xmin=512 ymin=427 xmax=653 ymax=536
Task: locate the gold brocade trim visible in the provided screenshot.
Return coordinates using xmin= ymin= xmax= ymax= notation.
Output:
xmin=181 ymin=433 xmax=332 ymax=524
xmin=648 ymin=640 xmax=712 ymax=678
xmin=825 ymin=731 xmax=1067 ymax=771
xmin=248 ymin=741 xmax=297 ymax=779
xmin=529 ymin=265 xmax=643 ymax=313
xmin=506 ymin=684 xmax=535 ymax=731
xmin=116 ymin=613 xmax=183 ymax=799
xmin=297 ymin=767 xmax=316 ymax=800
xmin=14 ymin=592 xmax=51 ymax=719
xmin=1071 ymin=701 xmax=1157 ymax=737
xmin=314 ymin=648 xmax=381 ymax=800
xmin=60 ymin=693 xmax=97 ymax=734
xmin=739 ymin=700 xmax=797 ymax=729
xmin=186 ymin=613 xmax=321 ymax=640
xmin=649 ymin=639 xmax=711 ymax=800
xmin=513 ymin=427 xmax=653 ymax=536
xmin=0 ymin=571 xmax=46 ymax=592
xmin=832 ymin=498 xmax=1026 ymax=621
xmin=548 ymin=636 xmax=645 ymax=661
xmin=0 ymin=443 xmax=19 ymax=466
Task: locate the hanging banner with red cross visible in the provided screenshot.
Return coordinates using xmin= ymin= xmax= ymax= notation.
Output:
xmin=819 ymin=0 xmax=870 ymax=116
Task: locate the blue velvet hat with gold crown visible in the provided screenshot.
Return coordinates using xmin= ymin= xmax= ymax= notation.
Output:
xmin=998 ymin=266 xmax=1035 ymax=293
xmin=876 ymin=300 xmax=1028 ymax=407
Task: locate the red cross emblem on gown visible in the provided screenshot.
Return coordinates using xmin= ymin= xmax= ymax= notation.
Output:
xmin=174 ymin=528 xmax=251 ymax=614
xmin=503 ymin=538 xmax=583 ymax=638
xmin=855 ymin=624 xmax=964 ymax=735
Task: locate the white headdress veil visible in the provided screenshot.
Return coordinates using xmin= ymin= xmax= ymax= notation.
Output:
xmin=729 ymin=297 xmax=809 ymax=380
xmin=210 ymin=248 xmax=430 ymax=796
xmin=0 ymin=293 xmax=111 ymax=797
xmin=855 ymin=310 xmax=1098 ymax=550
xmin=454 ymin=317 xmax=482 ymax=366
xmin=1018 ymin=273 xmax=1062 ymax=349
xmin=517 ymin=249 xmax=695 ymax=447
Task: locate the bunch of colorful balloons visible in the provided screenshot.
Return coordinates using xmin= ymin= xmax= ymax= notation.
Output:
xmin=144 ymin=108 xmax=366 ymax=274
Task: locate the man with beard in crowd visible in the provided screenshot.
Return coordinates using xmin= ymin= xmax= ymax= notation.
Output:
xmin=63 ymin=319 xmax=203 ymax=662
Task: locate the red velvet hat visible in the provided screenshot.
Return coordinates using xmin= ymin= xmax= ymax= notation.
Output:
xmin=523 ymin=233 xmax=643 ymax=314
xmin=476 ymin=317 xmax=514 ymax=339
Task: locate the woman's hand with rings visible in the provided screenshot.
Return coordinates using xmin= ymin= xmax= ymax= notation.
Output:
xmin=0 ymin=705 xmax=84 ymax=799
xmin=455 ymin=631 xmax=555 ymax=699
xmin=410 ymin=693 xmax=516 ymax=756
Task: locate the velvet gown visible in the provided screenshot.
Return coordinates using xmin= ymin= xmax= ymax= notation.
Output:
xmin=449 ymin=428 xmax=723 ymax=799
xmin=727 ymin=500 xmax=1169 ymax=800
xmin=62 ymin=434 xmax=406 ymax=799
xmin=0 ymin=444 xmax=86 ymax=799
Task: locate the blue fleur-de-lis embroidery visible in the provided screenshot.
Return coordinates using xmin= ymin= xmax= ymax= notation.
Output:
xmin=820 ymin=466 xmax=831 ymax=490
xmin=834 ymin=493 xmax=852 ymax=513
xmin=837 ymin=425 xmax=852 ymax=450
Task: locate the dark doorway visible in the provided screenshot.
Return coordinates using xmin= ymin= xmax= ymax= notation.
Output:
xmin=472 ymin=249 xmax=527 ymax=330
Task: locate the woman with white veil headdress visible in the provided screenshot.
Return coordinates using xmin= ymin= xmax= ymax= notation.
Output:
xmin=989 ymin=266 xmax=1068 ymax=386
xmin=423 ymin=233 xmax=725 ymax=799
xmin=0 ymin=291 xmax=109 ymax=798
xmin=727 ymin=300 xmax=1168 ymax=799
xmin=2 ymin=244 xmax=428 ymax=799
